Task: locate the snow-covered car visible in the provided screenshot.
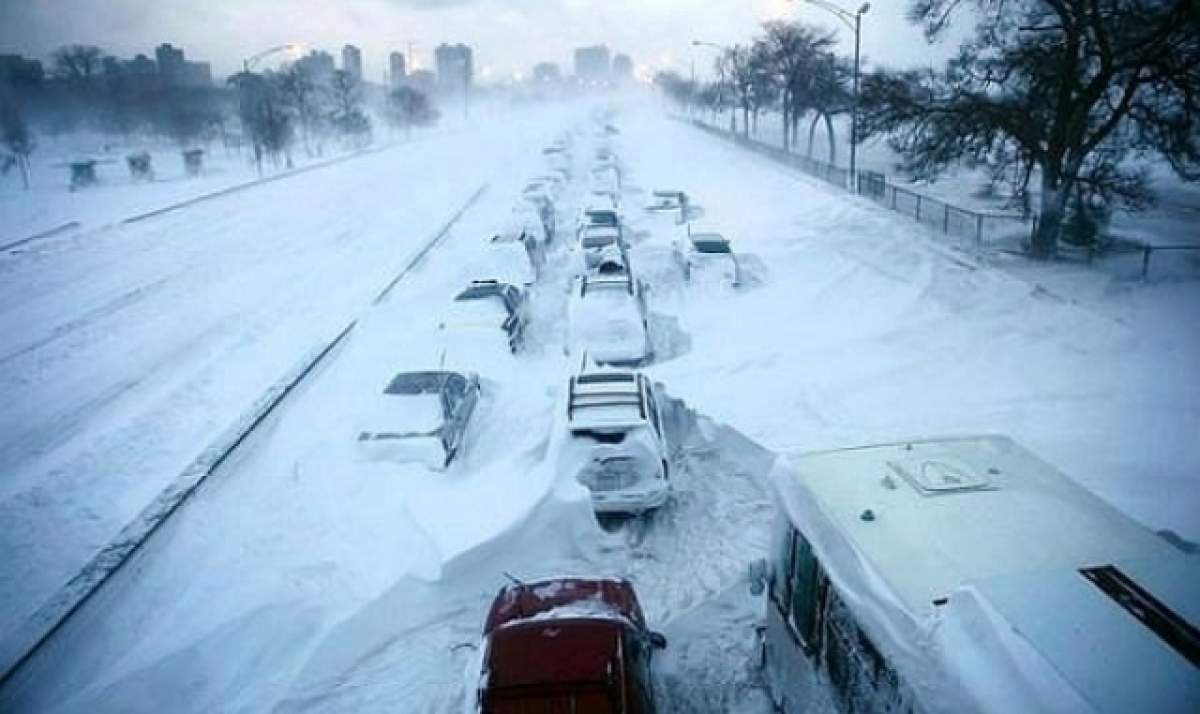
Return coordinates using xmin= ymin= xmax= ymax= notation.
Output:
xmin=445 ymin=280 xmax=529 ymax=354
xmin=477 ymin=577 xmax=666 ymax=713
xmin=520 ymin=194 xmax=557 ymax=244
xmin=561 ymin=371 xmax=670 ymax=514
xmin=676 ymin=232 xmax=740 ymax=287
xmin=591 ymin=243 xmax=630 ymax=277
xmin=568 ymin=274 xmax=652 ymax=366
xmin=486 ymin=234 xmax=537 ymax=286
xmin=357 ymin=371 xmax=480 ymax=470
xmin=645 ymin=190 xmax=687 ymax=215
xmin=577 ymin=224 xmax=626 ymax=273
xmin=524 ymin=178 xmax=561 ymax=202
xmin=578 ymin=206 xmax=620 ymax=233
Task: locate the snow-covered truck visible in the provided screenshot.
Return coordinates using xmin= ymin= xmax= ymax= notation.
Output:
xmin=475 ymin=577 xmax=667 ymax=713
xmin=751 ymin=435 xmax=1200 ymax=714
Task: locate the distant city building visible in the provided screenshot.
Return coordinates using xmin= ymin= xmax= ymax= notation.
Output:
xmin=125 ymin=54 xmax=157 ymax=77
xmin=296 ymin=50 xmax=336 ymax=80
xmin=154 ymin=43 xmax=211 ymax=87
xmin=532 ymin=62 xmax=561 ymax=83
xmin=0 ymin=54 xmax=45 ymax=86
xmin=435 ymin=43 xmax=474 ymax=91
xmin=574 ymin=45 xmax=611 ymax=84
xmin=389 ymin=51 xmax=407 ymax=86
xmin=612 ymin=54 xmax=634 ymax=83
xmin=408 ymin=69 xmax=436 ymax=95
xmin=342 ymin=44 xmax=363 ymax=81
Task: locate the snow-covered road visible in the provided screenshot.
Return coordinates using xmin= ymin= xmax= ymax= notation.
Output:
xmin=0 ymin=102 xmax=578 ymax=651
xmin=1 ymin=99 xmax=1196 ymax=714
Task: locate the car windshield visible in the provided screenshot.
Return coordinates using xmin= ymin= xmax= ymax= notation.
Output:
xmin=581 ymin=232 xmax=618 ymax=249
xmin=691 ymin=236 xmax=731 ymax=254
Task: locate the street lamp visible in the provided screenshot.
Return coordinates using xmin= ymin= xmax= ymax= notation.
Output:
xmin=795 ymin=0 xmax=869 ymax=190
xmin=242 ymin=43 xmax=302 ymax=73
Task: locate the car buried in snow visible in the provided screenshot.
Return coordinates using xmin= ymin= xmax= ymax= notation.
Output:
xmin=356 ymin=371 xmax=480 ymax=470
xmin=476 ymin=577 xmax=667 ymax=713
xmin=749 ymin=435 xmax=1200 ymax=714
xmin=644 ymin=190 xmax=687 ymax=215
xmin=676 ymin=232 xmax=740 ymax=288
xmin=444 ymin=279 xmax=529 ymax=354
xmin=568 ymin=274 xmax=652 ymax=367
xmin=486 ymin=233 xmax=538 ymax=286
xmin=561 ymin=371 xmax=670 ymax=514
xmin=577 ymin=224 xmax=626 ymax=273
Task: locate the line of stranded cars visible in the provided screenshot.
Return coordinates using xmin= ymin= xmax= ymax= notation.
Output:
xmin=467 ymin=120 xmax=1198 ymax=713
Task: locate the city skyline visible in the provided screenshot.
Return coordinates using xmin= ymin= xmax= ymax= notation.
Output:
xmin=0 ymin=0 xmax=966 ymax=83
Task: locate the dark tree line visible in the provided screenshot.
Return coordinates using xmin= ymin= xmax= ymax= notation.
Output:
xmin=860 ymin=0 xmax=1200 ymax=257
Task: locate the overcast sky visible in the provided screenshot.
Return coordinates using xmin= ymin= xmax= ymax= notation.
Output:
xmin=0 ymin=0 xmax=966 ymax=81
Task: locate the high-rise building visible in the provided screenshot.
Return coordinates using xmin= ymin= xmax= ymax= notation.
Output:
xmin=435 ymin=43 xmax=474 ymax=91
xmin=389 ymin=51 xmax=407 ymax=86
xmin=574 ymin=45 xmax=611 ymax=84
xmin=155 ymin=43 xmax=185 ymax=82
xmin=296 ymin=50 xmax=336 ymax=80
xmin=612 ymin=54 xmax=634 ymax=83
xmin=342 ymin=44 xmax=363 ymax=81
xmin=153 ymin=44 xmax=211 ymax=87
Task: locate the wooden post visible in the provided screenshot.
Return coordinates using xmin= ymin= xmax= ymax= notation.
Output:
xmin=976 ymin=213 xmax=984 ymax=248
xmin=943 ymin=204 xmax=950 ymax=233
xmin=916 ymin=194 xmax=922 ymax=221
xmin=1142 ymin=247 xmax=1152 ymax=281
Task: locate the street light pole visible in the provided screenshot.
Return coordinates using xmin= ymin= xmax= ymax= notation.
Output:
xmin=797 ymin=0 xmax=869 ymax=191
xmin=242 ymin=43 xmax=302 ymax=74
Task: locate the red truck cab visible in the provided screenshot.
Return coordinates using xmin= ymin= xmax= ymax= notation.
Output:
xmin=478 ymin=577 xmax=667 ymax=714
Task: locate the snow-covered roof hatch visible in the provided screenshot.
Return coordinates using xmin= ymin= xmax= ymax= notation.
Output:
xmin=773 ymin=435 xmax=1181 ymax=617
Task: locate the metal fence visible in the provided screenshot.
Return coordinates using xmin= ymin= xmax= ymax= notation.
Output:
xmin=684 ymin=117 xmax=1200 ymax=279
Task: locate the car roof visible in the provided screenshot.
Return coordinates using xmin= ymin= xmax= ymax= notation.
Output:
xmin=485 ymin=577 xmax=645 ymax=634
xmin=568 ymin=373 xmax=646 ymax=425
xmin=383 ymin=371 xmax=464 ymax=395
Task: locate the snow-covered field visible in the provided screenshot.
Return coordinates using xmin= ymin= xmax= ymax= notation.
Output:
xmin=0 ymin=97 xmax=1197 ymax=712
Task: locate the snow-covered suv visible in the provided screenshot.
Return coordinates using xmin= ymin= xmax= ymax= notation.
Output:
xmin=562 ymin=371 xmax=670 ymax=514
xmin=568 ymin=274 xmax=652 ymax=366
xmin=477 ymin=577 xmax=666 ymax=713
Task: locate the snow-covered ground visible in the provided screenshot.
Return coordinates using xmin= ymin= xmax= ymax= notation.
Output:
xmin=0 ymin=100 xmax=572 ymax=654
xmin=0 ymin=97 xmax=1196 ymax=713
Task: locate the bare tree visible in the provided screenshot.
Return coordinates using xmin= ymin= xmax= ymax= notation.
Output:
xmin=385 ymin=86 xmax=439 ymax=139
xmin=278 ymin=63 xmax=327 ymax=157
xmin=328 ymin=70 xmax=372 ymax=149
xmin=0 ymin=96 xmax=35 ymax=189
xmin=862 ymin=0 xmax=1200 ymax=258
xmin=52 ymin=45 xmax=105 ymax=84
xmin=762 ymin=22 xmax=838 ymax=151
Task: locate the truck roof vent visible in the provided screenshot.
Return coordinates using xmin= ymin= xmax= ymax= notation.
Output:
xmin=887 ymin=458 xmax=992 ymax=495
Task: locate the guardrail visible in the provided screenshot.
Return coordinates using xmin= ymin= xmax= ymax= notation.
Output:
xmin=682 ymin=117 xmax=1199 ymax=280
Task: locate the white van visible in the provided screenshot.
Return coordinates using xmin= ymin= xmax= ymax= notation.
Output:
xmin=752 ymin=435 xmax=1199 ymax=714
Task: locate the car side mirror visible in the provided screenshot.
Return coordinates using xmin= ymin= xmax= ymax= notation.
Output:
xmin=748 ymin=557 xmax=768 ymax=597
xmin=648 ymin=631 xmax=668 ymax=649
